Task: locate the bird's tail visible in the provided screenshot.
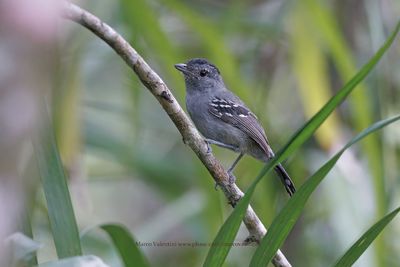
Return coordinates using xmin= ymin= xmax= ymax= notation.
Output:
xmin=274 ymin=163 xmax=296 ymax=197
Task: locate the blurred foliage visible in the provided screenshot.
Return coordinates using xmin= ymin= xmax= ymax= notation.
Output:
xmin=22 ymin=0 xmax=400 ymax=266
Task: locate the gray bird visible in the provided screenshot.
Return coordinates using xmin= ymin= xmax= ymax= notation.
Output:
xmin=175 ymin=58 xmax=296 ymax=197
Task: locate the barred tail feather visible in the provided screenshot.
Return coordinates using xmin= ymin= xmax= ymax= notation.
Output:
xmin=274 ymin=164 xmax=296 ymax=197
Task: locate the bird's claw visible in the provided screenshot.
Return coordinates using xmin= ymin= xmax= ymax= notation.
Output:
xmin=243 ymin=235 xmax=257 ymax=245
xmin=228 ymin=194 xmax=241 ymax=207
xmin=228 ymin=171 xmax=236 ymax=184
xmin=205 ymin=140 xmax=212 ymax=154
xmin=214 ymin=173 xmax=235 ymax=191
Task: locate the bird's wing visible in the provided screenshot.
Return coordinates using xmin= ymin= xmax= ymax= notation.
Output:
xmin=208 ymin=97 xmax=271 ymax=155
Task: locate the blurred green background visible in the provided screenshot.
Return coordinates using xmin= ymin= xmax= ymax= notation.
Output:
xmin=29 ymin=0 xmax=400 ymax=266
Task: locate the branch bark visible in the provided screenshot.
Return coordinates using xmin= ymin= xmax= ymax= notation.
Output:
xmin=62 ymin=3 xmax=291 ymax=267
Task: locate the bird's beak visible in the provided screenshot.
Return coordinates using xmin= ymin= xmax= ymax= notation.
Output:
xmin=174 ymin=63 xmax=189 ymax=74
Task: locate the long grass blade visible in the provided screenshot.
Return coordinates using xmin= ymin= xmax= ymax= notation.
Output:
xmin=33 ymin=102 xmax=82 ymax=258
xmin=100 ymin=224 xmax=150 ymax=267
xmin=332 ymin=207 xmax=400 ymax=267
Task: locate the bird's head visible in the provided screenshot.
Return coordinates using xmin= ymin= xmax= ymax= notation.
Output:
xmin=175 ymin=58 xmax=224 ymax=93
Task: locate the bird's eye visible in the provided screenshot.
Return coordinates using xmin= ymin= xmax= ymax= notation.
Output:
xmin=200 ymin=69 xmax=209 ymax=77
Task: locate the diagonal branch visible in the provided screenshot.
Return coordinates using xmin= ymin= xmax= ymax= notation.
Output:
xmin=62 ymin=3 xmax=291 ymax=267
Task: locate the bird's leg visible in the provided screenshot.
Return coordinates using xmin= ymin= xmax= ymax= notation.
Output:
xmin=228 ymin=153 xmax=244 ymax=173
xmin=205 ymin=138 xmax=239 ymax=152
xmin=227 ymin=153 xmax=244 ymax=184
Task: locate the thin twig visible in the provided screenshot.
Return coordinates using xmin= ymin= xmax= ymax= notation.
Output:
xmin=62 ymin=3 xmax=291 ymax=267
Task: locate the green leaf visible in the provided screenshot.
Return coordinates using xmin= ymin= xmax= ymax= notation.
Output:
xmin=39 ymin=255 xmax=109 ymax=267
xmin=203 ymin=21 xmax=400 ymax=266
xmin=100 ymin=224 xmax=150 ymax=267
xmin=250 ymin=115 xmax=400 ymax=266
xmin=33 ymin=103 xmax=82 ymax=258
xmin=333 ymin=207 xmax=400 ymax=267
